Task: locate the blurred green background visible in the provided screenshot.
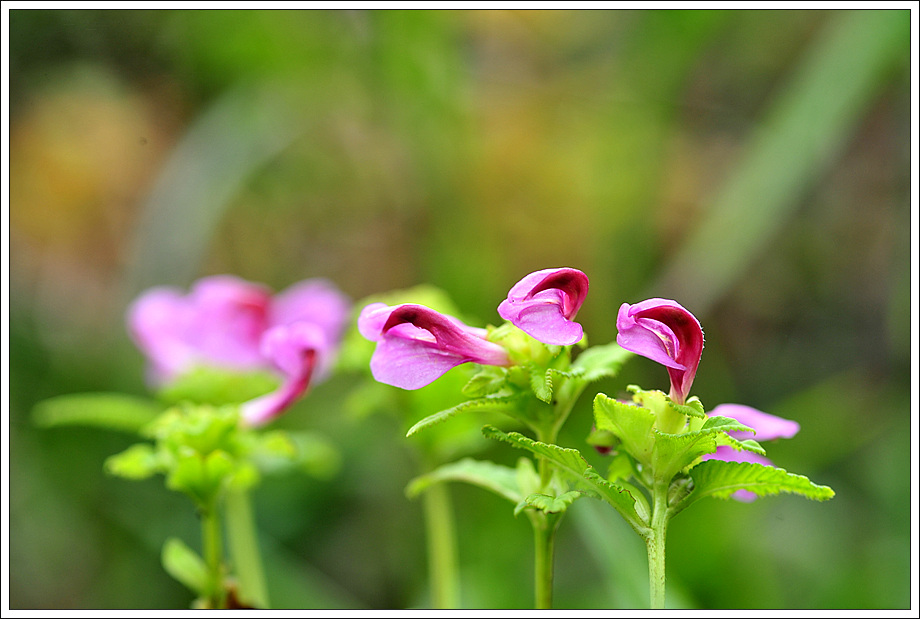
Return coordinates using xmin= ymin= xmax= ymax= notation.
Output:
xmin=7 ymin=8 xmax=913 ymax=610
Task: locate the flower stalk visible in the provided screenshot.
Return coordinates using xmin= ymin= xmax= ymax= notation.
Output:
xmin=225 ymin=489 xmax=269 ymax=609
xmin=421 ymin=481 xmax=460 ymax=609
xmin=201 ymin=502 xmax=226 ymax=609
xmin=646 ymin=479 xmax=670 ymax=610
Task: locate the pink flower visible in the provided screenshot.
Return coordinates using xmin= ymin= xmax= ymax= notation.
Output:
xmin=702 ymin=403 xmax=801 ymax=502
xmin=127 ymin=275 xmax=351 ymax=426
xmin=497 ymin=267 xmax=589 ymax=346
xmin=358 ymin=303 xmax=511 ymax=390
xmin=615 ymin=298 xmax=704 ymax=404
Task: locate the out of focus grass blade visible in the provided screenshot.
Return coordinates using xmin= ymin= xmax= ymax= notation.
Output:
xmin=123 ymin=86 xmax=302 ymax=296
xmin=654 ymin=10 xmax=909 ymax=315
xmin=33 ymin=392 xmax=163 ymax=434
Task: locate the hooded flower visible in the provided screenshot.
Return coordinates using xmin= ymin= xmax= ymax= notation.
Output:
xmin=616 ymin=298 xmax=704 ymax=404
xmin=497 ymin=267 xmax=589 ymax=346
xmin=127 ymin=275 xmax=351 ymax=426
xmin=358 ymin=303 xmax=511 ymax=390
xmin=702 ymin=403 xmax=801 ymax=502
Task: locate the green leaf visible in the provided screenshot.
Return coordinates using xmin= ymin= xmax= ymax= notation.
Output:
xmin=571 ymin=342 xmax=633 ymax=382
xmin=529 ymin=366 xmax=585 ymax=404
xmin=461 ymin=366 xmax=511 ymax=398
xmin=405 ymin=394 xmax=527 ymax=437
xmin=670 ymin=396 xmax=707 ymax=420
xmin=681 ymin=459 xmax=836 ymax=512
xmin=481 ymin=426 xmax=649 ymax=532
xmin=515 ymin=490 xmax=585 ymax=516
xmin=595 ymin=391 xmax=766 ymax=482
xmin=650 ymin=417 xmax=764 ymax=481
xmin=593 ymin=393 xmax=657 ymax=466
xmin=32 ymin=392 xmax=163 ymax=434
xmin=104 ymin=443 xmax=162 ymax=480
xmin=162 ymin=537 xmax=209 ymax=595
xmin=406 ymin=457 xmax=523 ymax=505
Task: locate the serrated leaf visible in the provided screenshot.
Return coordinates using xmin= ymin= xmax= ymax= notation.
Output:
xmin=514 ymin=490 xmax=585 ymax=516
xmin=406 ymin=394 xmax=526 ymax=437
xmin=162 ymin=537 xmax=209 ymax=595
xmin=406 ymin=457 xmax=522 ymax=505
xmin=482 ymin=425 xmax=649 ymax=532
xmin=669 ymin=396 xmax=706 ymax=419
xmin=32 ymin=392 xmax=163 ymax=434
xmin=571 ymin=343 xmax=633 ymax=382
xmin=529 ymin=366 xmax=553 ymax=403
xmin=482 ymin=425 xmax=590 ymax=473
xmin=461 ymin=366 xmax=511 ymax=398
xmin=680 ymin=459 xmax=835 ymax=512
xmin=595 ymin=392 xmax=767 ymax=482
xmin=104 ymin=443 xmax=162 ymax=480
xmin=651 ymin=419 xmax=765 ymax=481
xmin=530 ymin=366 xmax=585 ymax=404
xmin=593 ymin=394 xmax=657 ymax=466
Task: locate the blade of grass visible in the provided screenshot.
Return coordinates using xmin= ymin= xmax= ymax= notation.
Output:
xmin=654 ymin=10 xmax=909 ymax=315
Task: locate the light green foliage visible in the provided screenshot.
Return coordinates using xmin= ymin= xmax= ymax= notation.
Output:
xmin=405 ymin=394 xmax=528 ymax=438
xmin=571 ymin=343 xmax=634 ymax=384
xmin=592 ymin=388 xmax=833 ymax=517
xmin=32 ymin=392 xmax=163 ymax=434
xmin=515 ymin=491 xmax=585 ymax=517
xmin=482 ymin=426 xmax=648 ymax=532
xmin=406 ymin=457 xmax=523 ymax=505
xmin=162 ymin=537 xmax=210 ymax=596
xmin=105 ymin=403 xmax=337 ymax=510
xmin=593 ymin=394 xmax=657 ymax=467
xmin=157 ymin=367 xmax=281 ymax=407
xmin=684 ymin=459 xmax=836 ymax=508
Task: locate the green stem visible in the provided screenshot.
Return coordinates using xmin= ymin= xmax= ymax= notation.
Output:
xmin=532 ymin=514 xmax=558 ymax=610
xmin=421 ymin=481 xmax=460 ymax=609
xmin=225 ymin=489 xmax=270 ymax=609
xmin=201 ymin=503 xmax=225 ymax=609
xmin=646 ymin=480 xmax=670 ymax=609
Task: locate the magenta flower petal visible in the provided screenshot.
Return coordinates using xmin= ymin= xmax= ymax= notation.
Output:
xmin=128 ymin=275 xmax=351 ymax=423
xmin=271 ymin=278 xmax=352 ymax=344
xmin=240 ymin=322 xmax=325 ymax=427
xmin=616 ymin=298 xmax=704 ymax=404
xmin=184 ymin=276 xmax=272 ymax=368
xmin=127 ymin=287 xmax=200 ymax=385
xmin=127 ymin=275 xmax=271 ymax=385
xmin=498 ymin=267 xmax=589 ymax=345
xmin=271 ymin=278 xmax=351 ymax=381
xmin=359 ymin=303 xmax=511 ymax=390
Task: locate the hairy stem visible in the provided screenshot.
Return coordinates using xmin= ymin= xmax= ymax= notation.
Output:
xmin=646 ymin=480 xmax=670 ymax=609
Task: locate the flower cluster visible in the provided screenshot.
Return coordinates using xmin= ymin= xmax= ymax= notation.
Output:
xmin=358 ymin=267 xmax=589 ymax=389
xmin=128 ymin=275 xmax=351 ymax=426
xmin=359 ymin=268 xmax=802 ymax=502
xmin=615 ymin=298 xmax=799 ymax=500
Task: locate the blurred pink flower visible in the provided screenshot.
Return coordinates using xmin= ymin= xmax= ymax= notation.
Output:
xmin=498 ymin=267 xmax=589 ymax=346
xmin=358 ymin=303 xmax=511 ymax=390
xmin=127 ymin=275 xmax=351 ymax=426
xmin=702 ymin=403 xmax=801 ymax=502
xmin=616 ymin=298 xmax=704 ymax=404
